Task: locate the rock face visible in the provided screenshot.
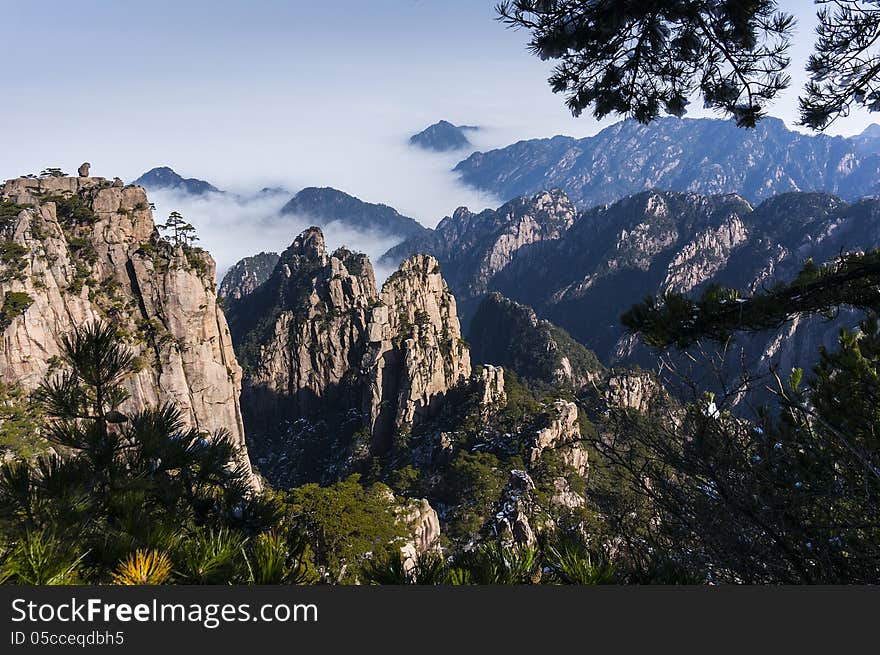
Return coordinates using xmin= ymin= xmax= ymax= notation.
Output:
xmin=492 ymin=470 xmax=539 ymax=547
xmin=602 ymin=371 xmax=669 ymax=415
xmin=228 ymin=227 xmax=471 ymax=483
xmin=231 ymin=227 xmax=378 ymax=428
xmin=398 ymin=498 xmax=441 ymax=567
xmin=280 ymin=187 xmax=427 ymax=240
xmin=132 ymin=166 xmax=220 ymax=195
xmin=77 ymin=163 xmax=90 ymax=177
xmin=531 ymin=400 xmax=588 ymax=476
xmin=0 ymin=175 xmax=256 ymax=487
xmin=454 ymin=116 xmax=880 ymax=207
xmin=366 ymin=255 xmax=471 ymax=451
xmin=382 ymin=189 xmax=577 ymax=310
xmin=409 ymin=120 xmax=478 ymax=152
xmin=218 ymin=252 xmax=280 ymax=302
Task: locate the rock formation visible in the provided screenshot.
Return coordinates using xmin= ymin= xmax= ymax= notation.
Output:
xmin=228 ymin=227 xmax=472 ymax=482
xmin=530 ymin=400 xmax=588 ymax=476
xmin=409 ymin=120 xmax=478 ymax=152
xmin=397 ymin=498 xmax=441 ymax=568
xmin=493 ymin=470 xmax=539 ymax=547
xmin=218 ymin=252 xmax=280 ymax=302
xmin=132 ymin=167 xmax=220 ymax=195
xmin=280 ymin=187 xmax=427 ymax=241
xmin=382 ymin=189 xmax=576 ymax=305
xmin=469 ymin=292 xmax=602 ymax=389
xmin=365 ymin=254 xmax=471 ymax=451
xmin=77 ymin=162 xmax=90 ymax=177
xmin=0 ymin=174 xmax=257 ymax=488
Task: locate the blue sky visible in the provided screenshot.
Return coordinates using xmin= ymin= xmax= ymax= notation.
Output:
xmin=2 ymin=1 xmax=876 ymax=246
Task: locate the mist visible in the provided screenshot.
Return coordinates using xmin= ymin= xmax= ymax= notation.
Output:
xmin=148 ymin=187 xmax=415 ymax=283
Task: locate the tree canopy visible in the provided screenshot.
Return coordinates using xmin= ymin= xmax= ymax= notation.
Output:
xmin=497 ymin=0 xmax=880 ymax=130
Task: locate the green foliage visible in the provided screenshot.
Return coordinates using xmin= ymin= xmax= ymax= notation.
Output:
xmin=45 ymin=194 xmax=97 ymax=227
xmin=443 ymin=452 xmax=508 ymax=543
xmin=0 ymin=200 xmax=29 ymax=230
xmin=0 ymin=291 xmax=33 ymax=328
xmin=285 ymin=475 xmax=406 ymax=583
xmin=1 ymin=530 xmax=85 ymax=584
xmin=243 ymin=529 xmax=318 ymax=585
xmin=594 ymin=315 xmax=880 ymax=583
xmin=174 ymin=528 xmax=245 ymax=584
xmin=800 ymin=1 xmax=880 ymax=129
xmin=0 ymin=321 xmax=284 ymax=585
xmin=0 ymin=240 xmax=28 ymax=283
xmin=362 ymin=550 xmax=447 ymax=585
xmin=623 ymin=251 xmax=880 ymax=348
xmin=543 ymin=540 xmax=614 ymax=585
xmin=451 ymin=543 xmax=540 ymax=585
xmin=496 ymin=0 xmax=794 ymax=126
xmin=158 ymin=211 xmax=199 ymax=248
xmin=0 ymin=383 xmax=44 ymax=459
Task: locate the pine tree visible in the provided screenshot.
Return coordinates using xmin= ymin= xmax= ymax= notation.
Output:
xmin=0 ymin=322 xmax=293 ymax=584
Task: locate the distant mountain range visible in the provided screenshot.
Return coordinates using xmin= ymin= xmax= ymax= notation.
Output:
xmin=132 ymin=166 xmax=220 ymax=195
xmin=410 ymin=120 xmax=479 ymax=152
xmin=453 ymin=117 xmax=880 ymax=208
xmin=132 ymin=166 xmax=430 ymax=246
xmin=383 ymin=187 xmax=880 ymax=396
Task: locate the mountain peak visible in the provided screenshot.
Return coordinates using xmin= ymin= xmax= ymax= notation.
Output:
xmin=860 ymin=123 xmax=880 ymax=138
xmin=409 ymin=120 xmax=478 ymax=152
xmin=132 ymin=166 xmax=220 ymax=195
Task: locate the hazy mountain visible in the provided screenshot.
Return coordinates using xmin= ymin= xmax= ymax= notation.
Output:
xmin=410 ymin=120 xmax=479 ymax=152
xmin=453 ymin=116 xmax=880 ymax=208
xmin=281 ymin=187 xmax=428 ymax=240
xmin=851 ymin=123 xmax=880 ymax=154
xmin=132 ymin=166 xmax=221 ymax=195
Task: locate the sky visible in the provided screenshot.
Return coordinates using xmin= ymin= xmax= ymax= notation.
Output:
xmin=2 ymin=0 xmax=877 ymax=275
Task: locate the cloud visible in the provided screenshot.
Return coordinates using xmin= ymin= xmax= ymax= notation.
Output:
xmin=147 ymin=188 xmax=414 ymax=283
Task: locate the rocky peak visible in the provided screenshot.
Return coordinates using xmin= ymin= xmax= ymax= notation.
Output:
xmin=382 ymin=189 xmax=578 ymax=301
xmin=132 ymin=166 xmax=220 ymax=195
xmin=409 ymin=120 xmax=478 ymax=152
xmin=0 ymin=174 xmax=257 ymax=488
xmin=468 ymin=292 xmax=602 ymax=389
xmin=218 ymin=251 xmax=279 ymax=302
xmin=453 ymin=115 xmax=880 ymax=208
xmin=366 ymin=254 xmax=471 ymax=452
xmin=281 ymin=226 xmax=328 ymax=267
xmin=231 ymin=229 xmax=472 ymax=478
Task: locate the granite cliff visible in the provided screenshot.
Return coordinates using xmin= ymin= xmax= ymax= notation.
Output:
xmin=0 ymin=174 xmax=256 ymax=486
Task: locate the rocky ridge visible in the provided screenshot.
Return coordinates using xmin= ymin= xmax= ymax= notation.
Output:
xmin=453 ymin=116 xmax=880 ymax=208
xmin=409 ymin=120 xmax=478 ymax=152
xmin=384 ymin=187 xmax=880 ymax=396
xmin=227 ymin=227 xmax=471 ymax=481
xmin=281 ymin=187 xmax=427 ymax=241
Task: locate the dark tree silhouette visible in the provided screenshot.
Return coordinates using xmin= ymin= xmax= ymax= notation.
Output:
xmin=496 ymin=0 xmax=794 ymax=126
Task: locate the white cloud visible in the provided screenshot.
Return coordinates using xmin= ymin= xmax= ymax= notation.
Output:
xmin=148 ymin=188 xmax=414 ymax=283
